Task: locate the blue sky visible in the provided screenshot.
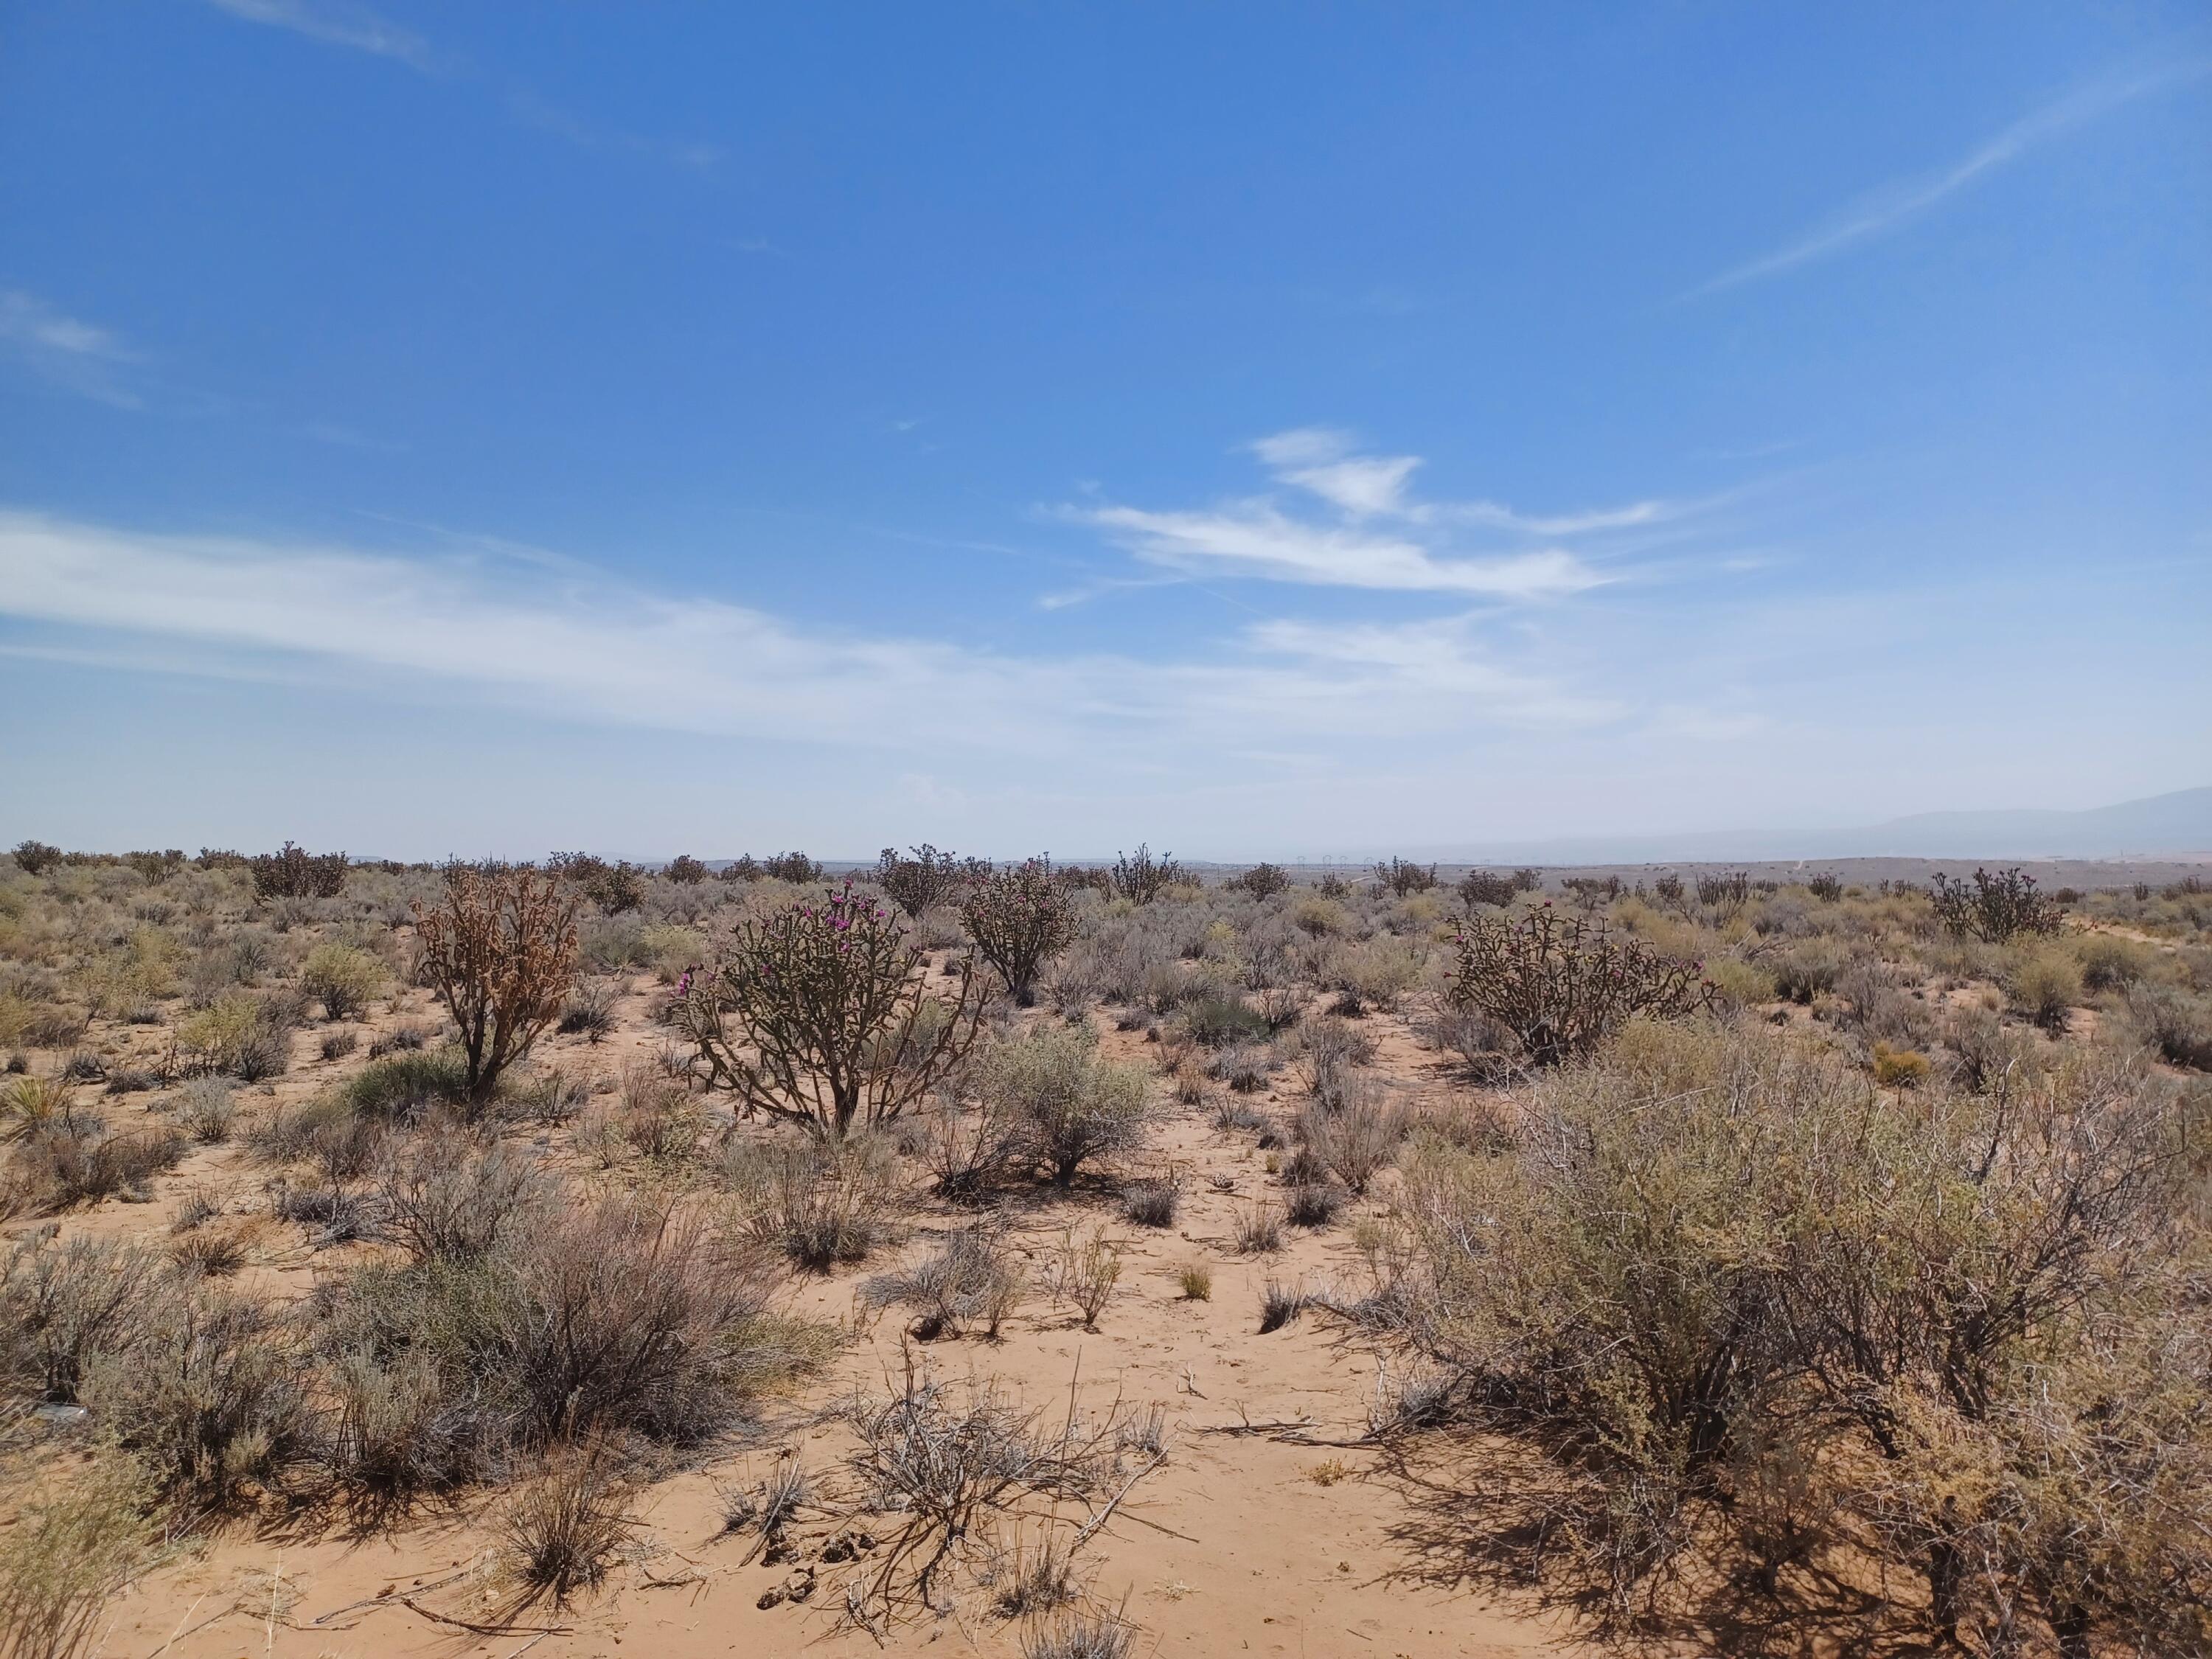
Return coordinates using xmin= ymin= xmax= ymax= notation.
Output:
xmin=1 ymin=2 xmax=2207 ymax=860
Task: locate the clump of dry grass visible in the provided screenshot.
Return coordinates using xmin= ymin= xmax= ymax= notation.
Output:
xmin=860 ymin=1222 xmax=1025 ymax=1340
xmin=0 ymin=1455 xmax=159 ymax=1659
xmin=498 ymin=1441 xmax=641 ymax=1610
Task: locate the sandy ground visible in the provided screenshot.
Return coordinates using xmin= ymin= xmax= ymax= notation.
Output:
xmin=24 ymin=984 xmax=1603 ymax=1659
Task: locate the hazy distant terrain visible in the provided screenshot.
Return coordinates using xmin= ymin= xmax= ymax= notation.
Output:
xmin=1346 ymin=785 xmax=2212 ymax=868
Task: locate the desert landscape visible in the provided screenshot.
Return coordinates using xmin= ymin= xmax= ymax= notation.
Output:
xmin=2 ymin=841 xmax=2208 ymax=1658
xmin=6 ymin=9 xmax=2208 ymax=1657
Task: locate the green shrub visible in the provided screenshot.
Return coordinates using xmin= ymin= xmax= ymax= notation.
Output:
xmin=2007 ymin=947 xmax=2081 ymax=1033
xmin=299 ymin=942 xmax=386 ymax=1020
xmin=975 ymin=1022 xmax=1150 ymax=1186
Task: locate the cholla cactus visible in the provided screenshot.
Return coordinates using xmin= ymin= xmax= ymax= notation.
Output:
xmin=1930 ymin=866 xmax=2062 ymax=942
xmin=1450 ymin=904 xmax=1716 ymax=1067
xmin=960 ymin=859 xmax=1077 ymax=1006
xmin=681 ymin=883 xmax=987 ymax=1138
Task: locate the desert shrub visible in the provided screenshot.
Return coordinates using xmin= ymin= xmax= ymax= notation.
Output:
xmin=2007 ymin=947 xmax=2081 ymax=1033
xmin=318 ymin=1029 xmax=359 ymax=1062
xmin=0 ymin=1454 xmax=158 ymax=1659
xmin=1456 ymin=869 xmax=1520 ymax=909
xmin=1258 ymin=1279 xmax=1306 ymax=1334
xmin=498 ymin=1441 xmax=641 ymax=1610
xmin=1290 ymin=895 xmax=1349 ymax=938
xmin=325 ymin=1194 xmax=816 ymax=1484
xmin=1329 ymin=940 xmax=1421 ymax=1015
xmin=1805 ymin=872 xmax=1844 ymax=902
xmin=1870 ymin=1042 xmax=1931 ymax=1088
xmin=167 ymin=1077 xmax=232 ymax=1144
xmin=725 ymin=1135 xmax=903 ymax=1269
xmin=1297 ymin=1096 xmax=1405 ymax=1194
xmin=1931 ymin=866 xmax=2062 ymax=942
xmin=1702 ymin=956 xmax=1777 ymax=1009
xmin=876 ymin=844 xmax=968 ymax=919
xmin=250 ymin=841 xmax=347 ymax=900
xmin=10 ymin=839 xmax=63 ymax=877
xmin=963 ymin=860 xmax=1079 ymax=1006
xmin=2076 ymin=932 xmax=2155 ymax=992
xmin=6 ymin=1115 xmax=187 ymax=1213
xmin=843 ymin=1369 xmax=1155 ymax=1621
xmin=1210 ymin=1097 xmax=1266 ymax=1133
xmin=1020 ymin=1607 xmax=1137 ymax=1659
xmin=683 ymin=884 xmax=985 ymax=1140
xmin=1232 ymin=1203 xmax=1284 ymax=1253
xmin=1119 ymin=1174 xmax=1180 ymax=1228
xmin=1109 ymin=844 xmax=1181 ymax=904
xmin=1 ymin=1232 xmax=170 ymax=1404
xmin=919 ymin=1092 xmax=1030 ymax=1201
xmin=1769 ymin=939 xmax=1845 ymax=1004
xmin=1695 ymin=870 xmax=1750 ymax=906
xmin=1282 ymin=1182 xmax=1344 ymax=1227
xmin=379 ymin=1137 xmax=547 ymax=1263
xmin=176 ymin=992 xmax=294 ymax=1080
xmin=1374 ymin=857 xmax=1436 ymax=897
xmin=366 ymin=1023 xmax=428 ymax=1059
xmin=1177 ymin=1261 xmax=1213 ymax=1301
xmin=1397 ymin=1023 xmax=2208 ymax=1636
xmin=0 ymin=1074 xmax=75 ymax=1143
xmin=86 ymin=1284 xmax=314 ymax=1515
xmin=2125 ymin=984 xmax=2212 ymax=1071
xmin=341 ymin=1047 xmax=473 ymax=1121
xmin=547 ymin=852 xmax=646 ymax=914
xmin=974 ymin=1023 xmax=1150 ymax=1186
xmin=299 ymin=942 xmax=386 ymax=1021
xmin=1228 ymin=862 xmax=1292 ymax=900
xmin=1451 ymin=907 xmax=1715 ymax=1067
xmin=860 ymin=1222 xmax=1025 ymax=1340
xmin=414 ymin=862 xmax=580 ymax=1103
xmin=1180 ymin=992 xmax=1271 ymax=1048
xmin=760 ymin=850 xmax=824 ymax=885
xmin=557 ymin=981 xmax=618 ymax=1041
xmin=664 ymin=853 xmax=708 ymax=885
xmin=1047 ymin=1224 xmax=1121 ymax=1328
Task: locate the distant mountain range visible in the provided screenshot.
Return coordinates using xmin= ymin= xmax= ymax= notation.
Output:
xmin=1377 ymin=785 xmax=2212 ymax=867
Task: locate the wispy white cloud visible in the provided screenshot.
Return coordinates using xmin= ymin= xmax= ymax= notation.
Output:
xmin=0 ymin=511 xmax=1607 ymax=752
xmin=502 ymin=87 xmax=722 ymax=170
xmin=201 ymin=1 xmax=719 ymax=168
xmin=0 ymin=291 xmax=145 ymax=408
xmin=1074 ymin=428 xmax=1697 ymax=597
xmin=202 ymin=0 xmax=437 ymax=72
xmin=1694 ymin=58 xmax=2212 ymax=296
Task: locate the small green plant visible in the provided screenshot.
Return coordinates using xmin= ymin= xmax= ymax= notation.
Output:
xmin=1870 ymin=1042 xmax=1930 ymax=1088
xmin=1176 ymin=1260 xmax=1213 ymax=1300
